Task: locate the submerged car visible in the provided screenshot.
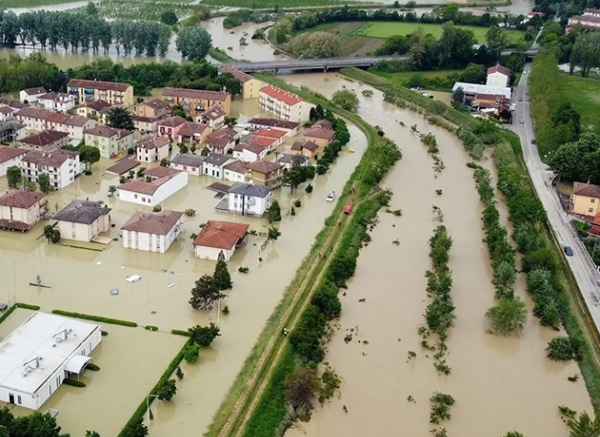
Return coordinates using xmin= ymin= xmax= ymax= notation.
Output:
xmin=564 ymin=246 xmax=574 ymax=256
xmin=520 ymin=119 xmax=525 ymax=124
xmin=326 ymin=191 xmax=336 ymax=202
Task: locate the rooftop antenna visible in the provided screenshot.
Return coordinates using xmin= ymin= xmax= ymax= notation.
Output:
xmin=23 ymin=356 xmax=43 ymax=369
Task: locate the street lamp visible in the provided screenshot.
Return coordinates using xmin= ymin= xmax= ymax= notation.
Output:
xmin=146 ymin=394 xmax=159 ymax=425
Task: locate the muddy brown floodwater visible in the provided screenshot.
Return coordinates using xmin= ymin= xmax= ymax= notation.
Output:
xmin=282 ymin=73 xmax=592 ymax=437
xmin=0 ymin=96 xmax=367 ymax=435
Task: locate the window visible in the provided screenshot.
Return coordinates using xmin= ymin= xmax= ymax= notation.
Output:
xmin=134 ymin=194 xmax=138 ymax=199
xmin=592 ymin=199 xmax=596 ymax=203
xmin=17 ymin=395 xmax=22 ymax=405
xmin=142 ymin=198 xmax=146 ymax=203
xmin=589 ymin=208 xmax=594 ymax=213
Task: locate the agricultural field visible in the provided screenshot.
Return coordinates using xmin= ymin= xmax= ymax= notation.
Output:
xmin=350 ymin=21 xmax=525 ymax=44
xmin=1 ymin=0 xmax=80 ymax=7
xmin=201 ymin=0 xmax=367 ymax=7
xmin=371 ymin=69 xmax=463 ymax=85
xmin=307 ymin=22 xmax=384 ymax=57
xmin=559 ymin=73 xmax=600 ymax=130
xmin=95 ymin=0 xmax=196 ymax=21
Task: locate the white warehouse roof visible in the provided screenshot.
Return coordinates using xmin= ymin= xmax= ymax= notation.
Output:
xmin=0 ymin=312 xmax=100 ymax=395
xmin=452 ymin=82 xmax=512 ymax=99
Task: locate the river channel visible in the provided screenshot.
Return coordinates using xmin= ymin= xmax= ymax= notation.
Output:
xmin=281 ymin=73 xmax=591 ymax=437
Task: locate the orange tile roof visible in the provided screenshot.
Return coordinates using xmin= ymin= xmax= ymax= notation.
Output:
xmin=121 ymin=210 xmax=184 ymax=235
xmin=260 ymin=85 xmax=303 ymax=106
xmin=193 ymin=220 xmax=249 ymax=250
xmin=219 ymin=65 xmax=254 ymax=83
xmin=0 ymin=189 xmax=46 ymax=209
xmin=68 ymin=79 xmax=130 ymax=92
xmin=245 ymin=159 xmax=283 ymax=174
xmin=253 ymin=128 xmax=287 ymax=140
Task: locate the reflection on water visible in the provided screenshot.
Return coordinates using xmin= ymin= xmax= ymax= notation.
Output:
xmin=281 ymin=73 xmax=591 ymax=437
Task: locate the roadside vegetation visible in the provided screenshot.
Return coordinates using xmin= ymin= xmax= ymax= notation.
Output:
xmin=340 ymin=66 xmax=600 ymax=411
xmin=94 ymin=0 xmax=196 ymax=22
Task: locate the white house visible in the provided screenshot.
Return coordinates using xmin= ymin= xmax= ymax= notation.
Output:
xmin=170 ymin=154 xmax=204 ymax=176
xmin=0 ymin=311 xmax=101 ymax=411
xmin=242 ymin=142 xmax=268 ymax=162
xmin=0 ymin=106 xmax=16 ymax=122
xmin=0 ymin=189 xmax=47 ymax=232
xmin=20 ymin=149 xmax=81 ymax=190
xmin=247 ymin=118 xmax=300 ymax=136
xmin=37 ymin=92 xmax=77 ymax=112
xmin=203 ymin=153 xmax=231 ymax=179
xmin=193 ymin=220 xmax=249 ymax=262
xmin=0 ymin=146 xmax=27 ymax=177
xmin=121 ymin=210 xmax=184 ymax=253
xmin=251 ymin=128 xmax=287 ymax=148
xmin=486 ymin=65 xmax=511 ymax=87
xmin=277 ymin=153 xmax=309 ymax=170
xmin=451 ymin=82 xmax=512 ymax=100
xmin=117 ymin=167 xmax=188 ymax=207
xmin=259 ymin=85 xmax=315 ymax=122
xmin=19 ymin=87 xmax=47 ymax=104
xmin=53 ymin=199 xmax=112 ymax=241
xmin=224 ymin=182 xmax=273 ymax=217
xmin=223 ymin=160 xmax=247 ymax=183
xmin=136 ymin=136 xmax=170 ymax=163
xmin=132 ymin=116 xmax=159 ymax=135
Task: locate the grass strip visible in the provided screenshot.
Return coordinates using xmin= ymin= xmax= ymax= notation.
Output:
xmin=51 ymin=310 xmax=138 ymax=327
xmin=0 ymin=303 xmax=41 ymax=325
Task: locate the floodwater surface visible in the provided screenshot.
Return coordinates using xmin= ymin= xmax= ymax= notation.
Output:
xmin=0 ymin=97 xmax=368 ymax=435
xmin=282 ymin=73 xmax=592 ymax=437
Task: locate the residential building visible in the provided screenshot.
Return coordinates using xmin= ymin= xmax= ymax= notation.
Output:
xmin=136 ymin=136 xmax=170 ymax=163
xmin=0 ymin=312 xmax=101 ymax=411
xmin=117 ymin=167 xmax=188 ymax=206
xmin=244 ymin=159 xmax=283 ymax=187
xmin=135 ymin=98 xmax=169 ymax=119
xmin=121 ymin=210 xmax=184 ymax=253
xmin=0 ymin=106 xmax=16 ymax=122
xmin=198 ymin=107 xmax=226 ymax=129
xmin=304 ymin=128 xmax=335 ymax=148
xmin=219 ymin=65 xmax=262 ymax=99
xmin=486 ymin=65 xmax=511 ymax=87
xmin=572 ymin=182 xmax=600 ymax=216
xmin=242 ymin=142 xmax=268 ymax=162
xmin=19 ymin=130 xmax=70 ymax=152
xmin=193 ymin=220 xmax=249 ymax=261
xmin=177 ymin=122 xmax=211 ymax=146
xmin=84 ymin=126 xmax=134 ymax=159
xmin=158 ymin=116 xmax=187 ymax=140
xmin=225 ymin=182 xmax=272 ymax=217
xmin=19 ymin=87 xmax=47 ymax=104
xmin=0 ymin=146 xmax=27 ymax=177
xmin=37 ymin=93 xmax=76 ymax=112
xmin=54 ymin=199 xmax=111 ymax=241
xmin=252 ymin=128 xmax=287 ymax=148
xmin=567 ymin=9 xmax=600 ymax=32
xmin=0 ymin=122 xmax=26 ymax=143
xmin=277 ymin=153 xmax=309 ymax=170
xmin=132 ymin=116 xmax=160 ymax=135
xmin=162 ymin=87 xmax=231 ymax=116
xmin=77 ymin=100 xmax=112 ymax=123
xmin=16 ymin=107 xmax=95 ymax=139
xmin=223 ymin=160 xmax=247 ymax=183
xmin=246 ymin=136 xmax=276 ymax=153
xmin=203 ymin=153 xmax=231 ymax=179
xmin=0 ymin=190 xmax=47 ymax=231
xmin=204 ymin=127 xmax=236 ymax=154
xmin=247 ymin=118 xmax=300 ymax=136
xmin=291 ymin=140 xmax=320 ymax=159
xmin=67 ymin=79 xmax=134 ymax=107
xmin=170 ymin=154 xmax=204 ymax=176
xmin=21 ymin=149 xmax=80 ymax=190
xmin=16 ymin=107 xmax=51 ymax=131
xmin=259 ymin=85 xmax=314 ymax=122
xmin=451 ymin=82 xmax=511 ymax=100
xmin=0 ymin=98 xmax=27 ymax=111
xmin=311 ymin=119 xmax=333 ymax=131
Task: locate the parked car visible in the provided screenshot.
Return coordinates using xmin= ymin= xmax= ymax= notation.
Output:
xmin=531 ymin=139 xmax=536 ymax=144
xmin=520 ymin=119 xmax=525 ymax=124
xmin=564 ymin=246 xmax=574 ymax=256
xmin=518 ymin=97 xmax=523 ymax=102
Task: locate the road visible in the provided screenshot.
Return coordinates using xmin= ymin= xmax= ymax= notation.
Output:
xmin=513 ymin=63 xmax=600 ymax=328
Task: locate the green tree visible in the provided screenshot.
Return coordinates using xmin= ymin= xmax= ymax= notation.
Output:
xmin=176 ymin=26 xmax=212 ymax=61
xmin=156 ymin=379 xmax=177 ymax=401
xmin=188 ymin=322 xmax=221 ymax=346
xmin=552 ymin=103 xmax=581 ymax=145
xmin=160 ymin=158 xmax=170 ymax=167
xmin=451 ymin=86 xmax=465 ymax=104
xmin=85 ymin=1 xmax=98 ymax=15
xmin=485 ymin=297 xmax=527 ymax=336
xmin=189 ymin=275 xmax=224 ymax=310
xmin=503 ymin=432 xmax=526 ymax=437
xmin=178 ymin=143 xmax=189 ymax=154
xmin=285 ymin=367 xmax=319 ymax=410
xmin=43 ymin=225 xmax=60 ymax=244
xmin=546 ymin=336 xmax=575 ymax=361
xmin=38 ymin=173 xmax=51 ymax=193
xmin=171 ymin=105 xmax=192 ymax=121
xmin=7 ymin=166 xmax=21 ymax=189
xmin=268 ymin=226 xmax=281 ymax=241
xmin=176 ymin=366 xmax=184 ymax=379
xmin=108 ymin=185 xmax=117 ymax=196
xmin=201 ymin=146 xmax=210 ymax=156
xmin=119 ymin=417 xmax=148 ymax=437
xmin=85 ymin=431 xmax=101 ymax=437
xmin=486 ymin=26 xmax=508 ymax=60
xmin=107 ymin=107 xmax=134 ymax=130
xmin=567 ymin=412 xmax=600 ymax=437
xmin=331 ymin=89 xmax=359 ymax=113
xmin=183 ymin=342 xmax=201 ymax=363
xmin=161 ymin=11 xmax=178 ymax=25
xmin=266 ymin=200 xmax=282 ymax=223
xmin=459 ymin=63 xmax=487 ymax=84
xmin=286 ymin=31 xmax=341 ymax=59
xmin=79 ymin=145 xmax=101 ymax=170
xmin=283 ymin=158 xmax=306 ymax=193
xmin=213 ymin=250 xmax=232 ymax=290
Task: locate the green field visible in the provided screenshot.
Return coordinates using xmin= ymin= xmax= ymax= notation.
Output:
xmin=202 ymin=0 xmax=366 ymax=6
xmin=1 ymin=0 xmax=81 ymax=7
xmin=559 ymin=74 xmax=600 ymax=130
xmin=371 ymin=69 xmax=463 ymax=85
xmin=350 ymin=21 xmax=525 ymax=44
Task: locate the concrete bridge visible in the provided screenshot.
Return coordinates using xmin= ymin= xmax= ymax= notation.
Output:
xmin=228 ymin=48 xmax=539 ymax=73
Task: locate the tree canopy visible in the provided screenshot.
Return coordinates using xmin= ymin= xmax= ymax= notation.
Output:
xmin=331 ymin=89 xmax=360 ymax=113
xmin=285 ymin=31 xmax=341 ymax=59
xmin=189 ymin=275 xmax=224 ymax=310
xmin=549 ymin=133 xmax=600 ymax=183
xmin=485 ymin=297 xmax=527 ymax=336
xmin=176 ymin=26 xmax=212 ymax=61
xmin=107 ymin=107 xmax=134 ymax=131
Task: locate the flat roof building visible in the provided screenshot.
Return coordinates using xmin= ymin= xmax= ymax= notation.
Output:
xmin=0 ymin=311 xmax=101 ymax=410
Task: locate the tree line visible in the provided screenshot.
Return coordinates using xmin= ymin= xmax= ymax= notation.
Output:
xmin=0 ymin=10 xmax=171 ymax=57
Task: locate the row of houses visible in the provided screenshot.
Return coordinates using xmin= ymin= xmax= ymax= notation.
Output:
xmin=567 ymin=8 xmax=600 ymax=33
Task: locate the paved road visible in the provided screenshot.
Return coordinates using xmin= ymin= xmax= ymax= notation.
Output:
xmin=513 ymin=64 xmax=600 ymax=326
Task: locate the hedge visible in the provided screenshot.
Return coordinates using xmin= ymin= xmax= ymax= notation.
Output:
xmin=85 ymin=363 xmax=101 ymax=371
xmin=51 ymin=310 xmax=138 ymax=327
xmin=64 ymin=379 xmax=86 ymax=388
xmin=144 ymin=325 xmax=159 ymax=331
xmin=0 ymin=303 xmax=41 ymax=325
xmin=171 ymin=329 xmax=192 ymax=337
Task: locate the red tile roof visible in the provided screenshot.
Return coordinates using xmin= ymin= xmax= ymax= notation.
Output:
xmin=136 ymin=136 xmax=170 ymax=150
xmin=85 ymin=100 xmax=112 ymax=111
xmin=260 ymin=85 xmax=303 ymax=106
xmin=305 ymin=128 xmax=335 ymax=140
xmin=159 ymin=116 xmax=188 ymax=128
xmin=253 ymin=128 xmax=286 ymax=140
xmin=245 ymin=159 xmax=283 ymax=174
xmin=0 ymin=189 xmax=46 ymax=209
xmin=144 ymin=166 xmax=182 ymax=179
xmin=219 ymin=65 xmax=254 ymax=83
xmin=312 ymin=119 xmax=333 ymax=130
xmin=178 ymin=122 xmax=209 ymax=137
xmin=193 ymin=220 xmax=249 ymax=250
xmin=248 ymin=137 xmax=275 ymax=148
xmin=162 ymin=87 xmax=229 ymax=101
xmin=302 ymin=140 xmax=319 ymax=152
xmin=68 ymin=79 xmax=130 ymax=92
xmin=248 ymin=118 xmax=300 ymax=130
xmin=0 ymin=146 xmax=26 ymax=163
xmin=117 ymin=175 xmax=177 ymax=195
xmin=121 ymin=210 xmax=184 ymax=235
xmin=85 ymin=126 xmax=130 ymax=138
xmin=20 ymin=130 xmax=69 ymax=147
xmin=487 ymin=65 xmax=511 ymax=76
xmin=573 ymin=182 xmax=600 ymax=198
xmin=244 ymin=142 xmax=266 ymax=155
xmin=22 ymin=87 xmax=47 ymax=96
xmin=224 ymin=160 xmax=246 ymax=174
xmin=22 ymin=149 xmax=78 ymax=167
xmin=140 ymin=98 xmax=169 ymax=111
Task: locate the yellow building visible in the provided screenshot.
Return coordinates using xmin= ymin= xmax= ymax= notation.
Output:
xmin=244 ymin=159 xmax=284 ymax=187
xmin=0 ymin=190 xmax=47 ymax=232
xmin=572 ymin=182 xmax=600 ymax=216
xmin=67 ymin=79 xmax=134 ymax=108
xmin=85 ymin=126 xmax=134 ymax=159
xmin=219 ymin=66 xmax=262 ymax=99
xmin=162 ymin=87 xmax=231 ymax=116
xmin=53 ymin=199 xmax=112 ymax=242
xmin=135 ymin=98 xmax=170 ymax=118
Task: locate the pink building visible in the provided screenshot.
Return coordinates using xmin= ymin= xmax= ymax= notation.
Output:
xmin=158 ymin=116 xmax=187 ymax=140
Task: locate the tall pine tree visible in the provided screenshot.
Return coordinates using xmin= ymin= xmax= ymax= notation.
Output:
xmin=213 ymin=251 xmax=232 ymax=290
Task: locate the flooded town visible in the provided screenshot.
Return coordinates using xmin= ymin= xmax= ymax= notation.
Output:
xmin=0 ymin=0 xmax=599 ymax=437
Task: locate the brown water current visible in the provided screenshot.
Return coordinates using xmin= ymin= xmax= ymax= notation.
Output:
xmin=282 ymin=73 xmax=592 ymax=437
xmin=0 ymin=97 xmax=367 ymax=435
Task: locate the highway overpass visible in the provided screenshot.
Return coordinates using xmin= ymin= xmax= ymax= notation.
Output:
xmin=228 ymin=48 xmax=539 ymax=73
